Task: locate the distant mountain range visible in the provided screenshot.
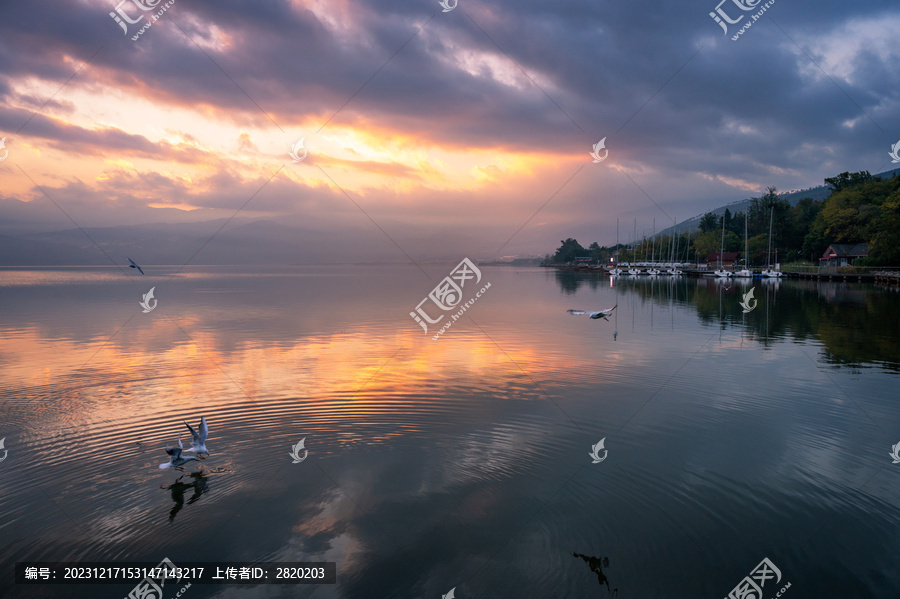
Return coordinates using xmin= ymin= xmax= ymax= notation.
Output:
xmin=3 ymin=167 xmax=899 ymax=266
xmin=0 ymin=219 xmax=400 ymax=266
xmin=655 ymin=166 xmax=900 ymax=238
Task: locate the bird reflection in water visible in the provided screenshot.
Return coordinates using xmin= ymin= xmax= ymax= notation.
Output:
xmin=572 ymin=552 xmax=618 ymax=597
xmin=162 ymin=471 xmax=209 ymax=522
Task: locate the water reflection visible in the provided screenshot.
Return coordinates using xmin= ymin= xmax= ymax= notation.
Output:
xmin=555 ymin=273 xmax=900 ymax=371
xmin=162 ymin=471 xmax=209 ymax=523
xmin=572 ymin=552 xmax=617 ymax=596
xmin=556 ymin=270 xmax=605 ymax=294
xmin=1 ymin=266 xmax=899 ymax=599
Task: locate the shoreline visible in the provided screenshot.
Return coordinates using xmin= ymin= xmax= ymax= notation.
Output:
xmin=548 ymin=264 xmax=900 ymax=284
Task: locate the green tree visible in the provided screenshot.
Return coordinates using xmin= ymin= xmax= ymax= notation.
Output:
xmin=748 ymin=187 xmax=789 ymax=236
xmin=723 ymin=230 xmax=741 ymax=253
xmin=824 ymin=171 xmax=872 ymax=192
xmin=868 ymin=193 xmax=900 ymax=264
xmin=746 ymin=187 xmax=790 ymax=259
xmin=818 ymin=188 xmax=877 ymax=243
xmin=728 ymin=211 xmax=745 ymax=237
xmin=693 ymin=231 xmax=719 ymax=258
xmin=802 ymin=217 xmax=829 ymax=262
xmin=552 ymin=238 xmax=587 ymax=263
xmin=699 ymin=212 xmax=719 ymax=233
xmin=788 ymin=197 xmax=822 ymax=255
xmin=804 ymin=172 xmax=900 ymax=265
xmin=748 ymin=233 xmax=769 ymax=266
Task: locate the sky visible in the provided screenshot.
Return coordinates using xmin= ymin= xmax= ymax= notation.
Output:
xmin=0 ymin=0 xmax=899 ymax=262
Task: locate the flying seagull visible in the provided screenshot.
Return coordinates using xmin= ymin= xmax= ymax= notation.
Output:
xmin=183 ymin=417 xmax=209 ymax=458
xmin=159 ymin=435 xmax=198 ymax=471
xmin=126 ymin=257 xmax=144 ymax=275
xmin=567 ymin=305 xmax=617 ymax=320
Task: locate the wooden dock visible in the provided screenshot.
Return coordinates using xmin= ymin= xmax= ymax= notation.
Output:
xmin=553 ymin=265 xmax=900 ymax=284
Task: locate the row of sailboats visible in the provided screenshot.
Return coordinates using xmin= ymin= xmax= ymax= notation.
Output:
xmin=760 ymin=205 xmax=785 ymax=278
xmin=610 ymin=209 xmax=784 ymax=277
xmin=734 ymin=212 xmax=752 ymax=278
xmin=667 ymin=218 xmax=684 ymax=275
xmin=713 ymin=213 xmax=731 ymax=278
xmin=610 ymin=218 xmax=686 ymax=276
xmin=713 ymin=207 xmax=783 ymax=278
xmin=646 ymin=218 xmax=661 ymax=276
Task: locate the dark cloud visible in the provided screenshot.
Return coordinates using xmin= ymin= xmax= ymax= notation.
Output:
xmin=0 ymin=0 xmax=898 ymax=257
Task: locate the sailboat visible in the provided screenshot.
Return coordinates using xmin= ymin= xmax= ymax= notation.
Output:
xmin=761 ymin=205 xmax=784 ymax=278
xmin=733 ymin=212 xmax=752 ymax=277
xmin=713 ymin=213 xmax=732 ymax=277
xmin=646 ymin=218 xmax=661 ymax=275
xmin=627 ymin=219 xmax=642 ymax=275
xmin=666 ymin=219 xmax=683 ymax=275
xmin=683 ymin=226 xmax=693 ymax=269
xmin=609 ymin=218 xmax=624 ymax=276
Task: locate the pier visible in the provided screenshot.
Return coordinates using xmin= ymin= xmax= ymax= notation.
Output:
xmin=551 ymin=264 xmax=900 ymax=284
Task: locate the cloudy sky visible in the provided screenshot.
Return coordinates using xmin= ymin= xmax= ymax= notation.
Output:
xmin=1 ymin=0 xmax=898 ymax=261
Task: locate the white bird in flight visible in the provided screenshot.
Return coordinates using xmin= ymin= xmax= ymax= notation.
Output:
xmin=183 ymin=417 xmax=210 ymax=458
xmin=126 ymin=257 xmax=144 ymax=275
xmin=159 ymin=435 xmax=198 ymax=471
xmin=567 ymin=305 xmax=617 ymax=320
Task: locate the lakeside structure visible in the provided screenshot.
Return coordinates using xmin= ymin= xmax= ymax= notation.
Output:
xmin=550 ymin=260 xmax=900 ymax=284
xmin=551 ymin=241 xmax=899 ymax=283
xmin=820 ymin=244 xmax=869 ymax=267
xmin=548 ymin=234 xmax=895 ymax=283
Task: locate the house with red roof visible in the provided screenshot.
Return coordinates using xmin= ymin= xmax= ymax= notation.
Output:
xmin=705 ymin=252 xmax=739 ymax=268
xmin=820 ymin=243 xmax=868 ymax=267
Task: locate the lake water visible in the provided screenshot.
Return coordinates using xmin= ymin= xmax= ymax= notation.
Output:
xmin=1 ymin=265 xmax=899 ymax=598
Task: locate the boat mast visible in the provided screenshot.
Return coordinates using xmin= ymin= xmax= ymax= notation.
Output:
xmin=671 ymin=222 xmax=675 ymax=267
xmin=767 ymin=205 xmax=774 ymax=270
xmin=674 ymin=221 xmax=680 ymax=267
xmin=671 ymin=220 xmax=677 ymax=267
xmin=686 ymin=226 xmax=692 ymax=265
xmin=719 ymin=213 xmax=726 ymax=270
xmin=633 ymin=218 xmax=637 ymax=267
xmin=616 ymin=218 xmax=619 ymax=266
xmin=744 ymin=212 xmax=749 ymax=271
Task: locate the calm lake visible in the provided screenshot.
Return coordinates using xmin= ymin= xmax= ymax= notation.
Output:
xmin=1 ymin=265 xmax=899 ymax=598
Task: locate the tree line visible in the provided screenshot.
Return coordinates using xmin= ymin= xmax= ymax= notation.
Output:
xmin=547 ymin=170 xmax=900 ymax=266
